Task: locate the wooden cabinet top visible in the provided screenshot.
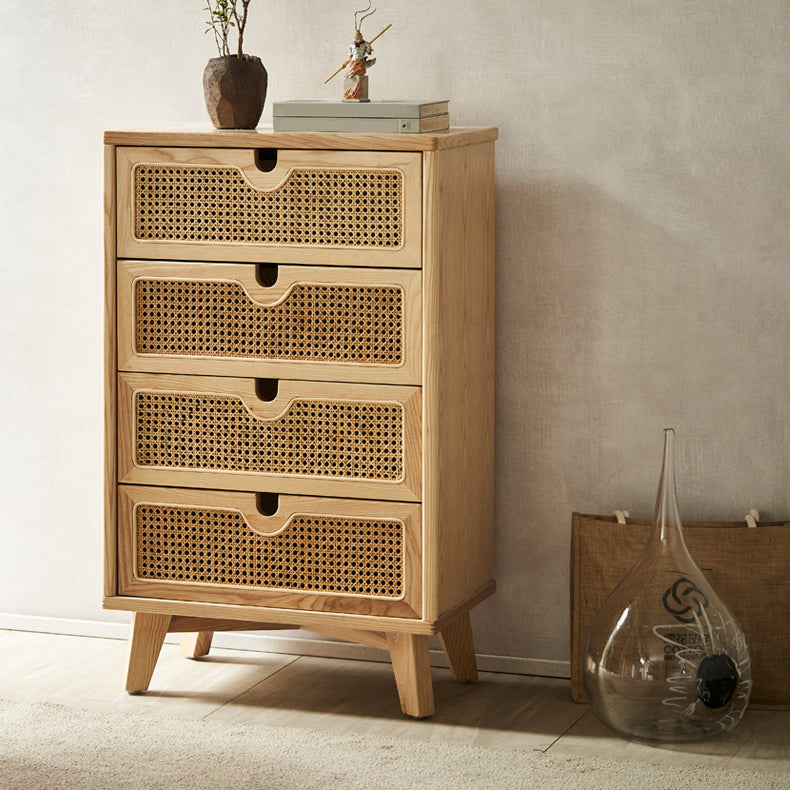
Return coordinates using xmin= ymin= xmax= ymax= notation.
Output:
xmin=104 ymin=124 xmax=497 ymax=151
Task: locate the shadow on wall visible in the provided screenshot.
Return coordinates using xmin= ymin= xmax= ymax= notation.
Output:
xmin=480 ymin=175 xmax=786 ymax=662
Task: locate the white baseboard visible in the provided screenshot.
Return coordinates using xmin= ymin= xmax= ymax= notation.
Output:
xmin=0 ymin=613 xmax=570 ymax=679
xmin=0 ymin=614 xmax=132 ymax=641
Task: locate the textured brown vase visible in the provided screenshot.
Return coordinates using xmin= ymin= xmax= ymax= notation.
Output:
xmin=203 ymin=55 xmax=268 ymax=129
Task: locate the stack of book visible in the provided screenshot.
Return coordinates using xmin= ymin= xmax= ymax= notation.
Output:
xmin=272 ymin=100 xmax=450 ymax=134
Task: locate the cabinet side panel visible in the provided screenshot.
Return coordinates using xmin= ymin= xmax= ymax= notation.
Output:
xmin=104 ymin=143 xmax=118 ymax=597
xmin=423 ymin=142 xmax=496 ymax=619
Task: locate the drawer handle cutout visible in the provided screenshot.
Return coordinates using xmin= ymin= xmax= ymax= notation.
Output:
xmin=255 ymin=263 xmax=279 ymax=287
xmin=256 ymin=492 xmax=280 ymax=516
xmin=255 ymin=148 xmax=278 ymax=173
xmin=255 ymin=378 xmax=279 ymax=402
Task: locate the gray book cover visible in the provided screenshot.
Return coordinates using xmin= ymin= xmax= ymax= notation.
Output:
xmin=273 ymin=99 xmax=449 ymax=119
xmin=272 ymin=114 xmax=450 ymax=134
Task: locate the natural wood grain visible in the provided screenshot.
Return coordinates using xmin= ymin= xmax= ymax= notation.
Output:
xmin=433 ymin=581 xmax=497 ymax=633
xmin=116 ymin=147 xmax=422 ymax=268
xmin=157 ymin=616 xmax=389 ymax=661
xmin=117 ymin=260 xmax=422 ymax=385
xmin=125 ymin=612 xmax=171 ymax=693
xmin=116 ymin=373 xmax=422 ymax=502
xmin=302 ymin=625 xmax=389 ymax=652
xmin=387 ymin=632 xmax=435 ymax=718
xmin=103 ymin=144 xmax=118 ymax=598
xmin=180 ymin=631 xmax=214 ymax=658
xmin=104 ymin=125 xmax=498 ymax=151
xmin=438 ymin=611 xmax=478 ymax=681
xmin=105 ymin=129 xmax=497 ymax=715
xmin=168 ymin=618 xmax=298 ymax=633
xmin=117 ymin=485 xmax=422 ymax=619
xmin=104 ymin=595 xmax=439 ymax=635
xmin=422 ymin=141 xmax=496 ymax=620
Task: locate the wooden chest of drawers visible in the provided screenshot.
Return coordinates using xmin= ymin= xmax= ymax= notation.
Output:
xmin=103 ymin=127 xmax=496 ymax=717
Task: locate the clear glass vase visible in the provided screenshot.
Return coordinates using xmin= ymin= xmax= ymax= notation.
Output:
xmin=582 ymin=428 xmax=752 ymax=741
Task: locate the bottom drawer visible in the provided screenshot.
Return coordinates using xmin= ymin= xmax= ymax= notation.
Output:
xmin=117 ymin=485 xmax=422 ymax=618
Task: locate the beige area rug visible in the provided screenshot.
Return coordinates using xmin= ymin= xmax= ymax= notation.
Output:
xmin=0 ymin=699 xmax=785 ymax=790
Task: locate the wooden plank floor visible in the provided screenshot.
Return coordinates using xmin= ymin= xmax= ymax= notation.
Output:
xmin=0 ymin=629 xmax=788 ymax=773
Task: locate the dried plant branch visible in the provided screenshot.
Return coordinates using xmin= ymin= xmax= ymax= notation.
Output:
xmin=233 ymin=0 xmax=252 ymax=58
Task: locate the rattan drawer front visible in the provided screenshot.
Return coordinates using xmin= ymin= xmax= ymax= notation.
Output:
xmin=117 ymin=260 xmax=422 ymax=384
xmin=116 ymin=147 xmax=422 ymax=267
xmin=118 ymin=486 xmax=422 ymax=618
xmin=118 ymin=373 xmax=422 ymax=501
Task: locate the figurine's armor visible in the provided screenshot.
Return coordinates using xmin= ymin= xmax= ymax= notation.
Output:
xmin=349 ymin=40 xmax=375 ymax=67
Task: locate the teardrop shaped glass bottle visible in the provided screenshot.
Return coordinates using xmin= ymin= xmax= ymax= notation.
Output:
xmin=582 ymin=428 xmax=752 ymax=741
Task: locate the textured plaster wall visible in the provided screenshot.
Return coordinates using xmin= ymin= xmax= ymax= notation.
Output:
xmin=1 ymin=1 xmax=787 ymax=667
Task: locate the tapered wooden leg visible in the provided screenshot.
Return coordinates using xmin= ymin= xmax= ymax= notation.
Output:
xmin=125 ymin=612 xmax=171 ymax=693
xmin=387 ymin=632 xmax=435 ymax=718
xmin=181 ymin=631 xmax=214 ymax=658
xmin=438 ymin=611 xmax=478 ymax=681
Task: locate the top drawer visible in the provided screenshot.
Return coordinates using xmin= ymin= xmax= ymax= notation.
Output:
xmin=116 ymin=147 xmax=422 ymax=268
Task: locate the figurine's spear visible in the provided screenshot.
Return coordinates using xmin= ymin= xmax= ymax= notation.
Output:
xmin=323 ymin=23 xmax=392 ymax=84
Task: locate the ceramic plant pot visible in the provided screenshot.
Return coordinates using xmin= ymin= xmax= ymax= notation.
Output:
xmin=203 ymin=54 xmax=268 ymax=129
